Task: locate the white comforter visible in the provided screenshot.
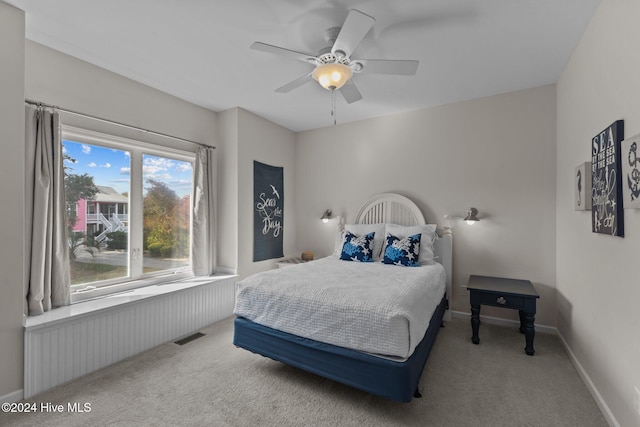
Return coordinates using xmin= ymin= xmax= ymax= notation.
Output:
xmin=233 ymin=256 xmax=446 ymax=359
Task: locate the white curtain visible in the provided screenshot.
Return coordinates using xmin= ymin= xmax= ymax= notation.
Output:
xmin=192 ymin=146 xmax=217 ymax=276
xmin=24 ymin=105 xmax=71 ymax=315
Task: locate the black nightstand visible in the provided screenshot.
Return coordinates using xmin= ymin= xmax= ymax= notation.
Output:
xmin=467 ymin=275 xmax=540 ymax=355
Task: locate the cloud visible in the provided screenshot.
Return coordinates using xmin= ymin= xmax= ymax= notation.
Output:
xmin=176 ymin=163 xmax=192 ymax=172
xmin=140 ymin=156 xmax=177 ymax=178
xmin=144 ymin=157 xmax=174 ymax=169
xmin=143 ymin=165 xmax=165 ymax=175
xmin=120 ymin=167 xmax=130 ymax=175
xmin=145 ymin=173 xmax=172 ymax=181
xmin=101 ymin=163 xmax=112 ymax=168
xmin=81 ymin=144 xmax=91 ymax=154
xmin=88 ymin=162 xmax=97 ymax=167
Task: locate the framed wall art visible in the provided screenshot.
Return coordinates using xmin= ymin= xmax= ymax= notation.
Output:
xmin=575 ymin=162 xmax=591 ymax=211
xmin=253 ymin=161 xmax=284 ymax=261
xmin=621 ymin=132 xmax=640 ymax=209
xmin=591 ymin=120 xmax=624 ymax=237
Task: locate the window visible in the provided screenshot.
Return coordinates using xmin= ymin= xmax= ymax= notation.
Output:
xmin=62 ymin=127 xmax=195 ymax=301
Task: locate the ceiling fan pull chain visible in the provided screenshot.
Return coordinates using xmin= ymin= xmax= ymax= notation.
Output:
xmin=331 ymin=89 xmax=337 ymax=126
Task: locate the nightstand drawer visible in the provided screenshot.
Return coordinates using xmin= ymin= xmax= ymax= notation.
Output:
xmin=467 ymin=275 xmax=539 ymax=355
xmin=476 ymin=292 xmax=524 ymax=309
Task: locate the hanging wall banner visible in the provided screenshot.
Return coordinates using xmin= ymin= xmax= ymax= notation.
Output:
xmin=253 ymin=161 xmax=284 ymax=261
xmin=591 ymin=120 xmax=624 ymax=237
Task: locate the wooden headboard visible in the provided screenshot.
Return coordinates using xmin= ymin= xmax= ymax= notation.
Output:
xmin=354 ymin=193 xmax=426 ymax=226
xmin=354 ymin=193 xmax=452 ymax=321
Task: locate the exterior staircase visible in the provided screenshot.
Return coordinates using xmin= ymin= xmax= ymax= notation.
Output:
xmin=95 ymin=213 xmax=128 ymax=242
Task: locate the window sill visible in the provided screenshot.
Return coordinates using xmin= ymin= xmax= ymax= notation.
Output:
xmin=24 ymin=274 xmax=237 ymax=330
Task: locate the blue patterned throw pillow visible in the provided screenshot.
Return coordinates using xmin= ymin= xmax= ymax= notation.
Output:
xmin=383 ymin=233 xmax=421 ymax=267
xmin=339 ymin=231 xmax=375 ymax=262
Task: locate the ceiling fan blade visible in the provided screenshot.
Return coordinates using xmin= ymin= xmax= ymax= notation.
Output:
xmin=275 ymin=73 xmax=314 ymax=93
xmin=355 ymin=59 xmax=419 ymax=76
xmin=331 ymin=9 xmax=375 ymax=59
xmin=339 ymin=80 xmax=363 ymax=104
xmin=251 ymin=42 xmax=316 ymax=64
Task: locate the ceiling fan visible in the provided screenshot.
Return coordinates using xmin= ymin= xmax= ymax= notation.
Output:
xmin=251 ymin=9 xmax=419 ymax=104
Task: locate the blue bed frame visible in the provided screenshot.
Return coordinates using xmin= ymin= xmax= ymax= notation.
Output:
xmin=233 ymin=294 xmax=448 ymax=402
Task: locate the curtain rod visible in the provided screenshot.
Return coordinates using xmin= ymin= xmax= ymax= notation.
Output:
xmin=25 ymin=99 xmax=215 ymax=149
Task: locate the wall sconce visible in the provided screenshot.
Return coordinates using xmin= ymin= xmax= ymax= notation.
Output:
xmin=464 ymin=207 xmax=480 ymax=225
xmin=321 ymin=209 xmax=333 ymax=223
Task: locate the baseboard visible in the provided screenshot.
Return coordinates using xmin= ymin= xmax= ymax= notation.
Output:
xmin=555 ymin=331 xmax=619 ymax=427
xmin=450 ymin=310 xmax=556 ymax=335
xmin=1 ymin=389 xmax=23 ymax=403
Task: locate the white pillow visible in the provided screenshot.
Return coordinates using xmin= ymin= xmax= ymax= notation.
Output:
xmin=333 ymin=223 xmax=386 ymax=261
xmin=383 ymin=223 xmax=438 ymax=265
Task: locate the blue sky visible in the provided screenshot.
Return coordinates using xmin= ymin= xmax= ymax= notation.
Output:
xmin=63 ymin=140 xmax=193 ymax=197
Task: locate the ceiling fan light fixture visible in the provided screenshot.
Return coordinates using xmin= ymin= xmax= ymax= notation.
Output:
xmin=312 ymin=63 xmax=353 ymax=90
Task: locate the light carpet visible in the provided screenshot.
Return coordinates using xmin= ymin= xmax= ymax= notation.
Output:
xmin=1 ymin=316 xmax=607 ymax=426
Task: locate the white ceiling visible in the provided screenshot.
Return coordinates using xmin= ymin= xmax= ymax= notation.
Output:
xmin=7 ymin=0 xmax=601 ymax=132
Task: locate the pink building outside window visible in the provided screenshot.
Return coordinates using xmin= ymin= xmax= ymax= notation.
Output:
xmin=72 ymin=198 xmax=87 ymax=234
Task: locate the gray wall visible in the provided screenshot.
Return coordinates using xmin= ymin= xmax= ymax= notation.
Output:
xmin=556 ymin=0 xmax=640 ymax=424
xmin=216 ymin=107 xmax=297 ymax=278
xmin=25 ymin=41 xmax=216 ymax=147
xmin=0 ymin=2 xmax=25 ymax=400
xmin=295 ymin=85 xmax=558 ymax=327
xmin=217 ymin=109 xmax=239 ymax=273
xmin=231 ymin=108 xmax=297 ymax=279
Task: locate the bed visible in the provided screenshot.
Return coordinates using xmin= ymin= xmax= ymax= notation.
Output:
xmin=233 ymin=193 xmax=453 ymax=402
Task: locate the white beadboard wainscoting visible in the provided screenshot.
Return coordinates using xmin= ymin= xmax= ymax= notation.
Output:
xmin=24 ymin=275 xmax=236 ymax=398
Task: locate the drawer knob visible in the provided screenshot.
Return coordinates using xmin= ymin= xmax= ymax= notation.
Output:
xmin=496 ymin=296 xmax=507 ymax=305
